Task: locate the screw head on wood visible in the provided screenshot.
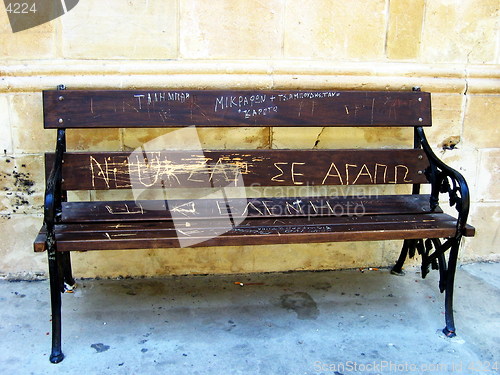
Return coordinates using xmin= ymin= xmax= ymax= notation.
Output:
xmin=418 ymin=118 xmax=423 ymax=122
xmin=58 ymin=96 xmax=64 ymax=101
xmin=418 ymin=170 xmax=423 ymax=175
xmin=418 ymin=155 xmax=423 ymax=160
xmin=58 ymin=118 xmax=64 ymax=124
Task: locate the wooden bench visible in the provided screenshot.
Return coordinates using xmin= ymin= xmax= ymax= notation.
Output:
xmin=35 ymin=87 xmax=474 ymax=363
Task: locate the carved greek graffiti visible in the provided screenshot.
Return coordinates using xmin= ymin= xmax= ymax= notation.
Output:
xmin=320 ymin=162 xmax=412 ymax=185
xmin=71 ymin=91 xmax=425 ymax=128
xmin=105 ymin=203 xmax=144 ymax=215
xmin=88 ymin=154 xmax=414 ymax=189
xmin=88 ymin=154 xmax=249 ymax=189
xmin=100 ymin=198 xmax=367 ymax=218
xmin=213 ymin=91 xmax=341 ymax=120
xmin=271 ymin=163 xmax=286 ymax=182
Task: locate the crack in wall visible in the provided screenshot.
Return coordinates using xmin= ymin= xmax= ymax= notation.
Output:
xmin=460 ymin=53 xmax=471 ymax=148
xmin=313 ymin=127 xmax=326 ymax=149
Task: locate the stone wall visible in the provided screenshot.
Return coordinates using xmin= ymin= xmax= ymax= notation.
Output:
xmin=0 ymin=0 xmax=498 ymax=278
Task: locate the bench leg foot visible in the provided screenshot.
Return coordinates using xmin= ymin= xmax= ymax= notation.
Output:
xmin=442 ymin=327 xmax=456 ymax=338
xmin=48 ymin=249 xmax=64 ymax=363
xmin=50 ymin=351 xmax=65 ymax=364
xmin=442 ymin=238 xmax=460 ymax=338
xmin=391 ymin=239 xmax=409 ymax=275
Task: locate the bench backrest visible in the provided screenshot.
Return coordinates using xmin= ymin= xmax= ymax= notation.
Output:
xmin=43 ymin=90 xmax=432 ymax=194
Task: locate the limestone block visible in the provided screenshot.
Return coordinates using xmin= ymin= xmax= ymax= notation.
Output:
xmin=461 ymin=204 xmax=500 ymax=261
xmin=272 ymin=127 xmax=413 ymax=149
xmin=0 ymin=215 xmax=46 ymax=277
xmin=0 ymin=154 xmax=45 ymax=215
xmin=11 ymin=93 xmax=119 ymax=152
xmin=67 ymin=191 xmax=91 ymax=202
xmin=0 ymin=95 xmax=12 ymax=154
xmin=122 ymin=127 xmax=269 ymax=151
xmin=180 ymin=0 xmax=283 ymax=59
xmin=426 ymin=94 xmax=463 ymax=148
xmin=463 ymin=95 xmax=500 ymax=149
xmin=66 ymin=129 xmax=121 ymax=151
xmin=437 ymin=148 xmax=480 ymax=203
xmin=476 ymin=149 xmax=500 ymax=202
xmin=9 ymin=93 xmax=56 ymax=153
xmin=284 ymin=0 xmax=387 ymax=60
xmin=271 ymin=127 xmax=324 ymax=149
xmin=196 ymin=127 xmax=270 ymax=149
xmin=421 ymin=0 xmax=499 ymax=63
xmin=0 ymin=9 xmax=57 ymax=59
xmin=70 ymin=241 xmax=387 ymax=278
xmin=62 ymin=0 xmax=177 ymax=59
xmin=386 ymin=0 xmax=425 ymax=60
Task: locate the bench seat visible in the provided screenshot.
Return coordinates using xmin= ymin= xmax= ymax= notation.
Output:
xmin=34 ymin=195 xmax=474 ymax=252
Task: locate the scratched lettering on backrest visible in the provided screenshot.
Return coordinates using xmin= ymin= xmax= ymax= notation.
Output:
xmin=43 ymin=90 xmax=431 ymax=128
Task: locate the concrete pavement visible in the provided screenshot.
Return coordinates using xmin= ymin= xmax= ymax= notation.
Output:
xmin=0 ymin=262 xmax=498 ymax=375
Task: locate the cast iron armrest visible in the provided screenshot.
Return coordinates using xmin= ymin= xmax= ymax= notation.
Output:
xmin=416 ymin=126 xmax=470 ymax=239
xmin=44 ymin=129 xmax=66 ymax=236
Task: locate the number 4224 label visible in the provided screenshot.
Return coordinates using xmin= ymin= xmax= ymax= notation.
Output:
xmin=5 ymin=2 xmax=37 ymax=14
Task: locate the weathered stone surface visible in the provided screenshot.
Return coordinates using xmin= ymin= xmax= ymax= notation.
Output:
xmin=421 ymin=0 xmax=499 ymax=63
xmin=69 ymin=241 xmax=386 ymax=278
xmin=426 ymin=94 xmax=464 ymax=147
xmin=476 ymin=149 xmax=500 ymax=202
xmin=438 ymin=148 xmax=480 ymax=203
xmin=123 ymin=127 xmax=269 ymax=150
xmin=66 ymin=129 xmax=121 ymax=151
xmin=0 ymin=95 xmax=12 ymax=154
xmin=0 ymin=214 xmax=46 ymax=276
xmin=0 ymin=155 xmax=44 ymax=214
xmin=0 ymin=9 xmax=57 ymax=59
xmin=61 ymin=0 xmax=178 ymax=59
xmin=9 ymin=93 xmax=56 ymax=153
xmin=386 ymin=0 xmax=425 ymax=60
xmin=463 ymin=95 xmax=500 ymax=149
xmin=180 ymin=0 xmax=283 ymax=59
xmin=284 ymin=0 xmax=387 ymax=60
xmin=462 ymin=204 xmax=500 ymax=261
xmin=272 ymin=127 xmax=413 ymax=149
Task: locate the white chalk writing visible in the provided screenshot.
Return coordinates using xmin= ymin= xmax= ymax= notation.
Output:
xmin=134 ymin=92 xmax=190 ymax=109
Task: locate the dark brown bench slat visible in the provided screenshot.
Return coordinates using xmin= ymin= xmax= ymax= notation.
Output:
xmin=61 ymin=194 xmax=438 ymax=222
xmin=51 ymin=213 xmax=473 ymax=252
xmin=34 ymin=230 xmax=47 ymax=252
xmin=53 ymin=213 xmax=475 ymax=236
xmin=44 ymin=90 xmax=431 ymax=129
xmin=33 ymin=212 xmax=475 ymax=252
xmin=58 ymin=149 xmax=429 ymax=190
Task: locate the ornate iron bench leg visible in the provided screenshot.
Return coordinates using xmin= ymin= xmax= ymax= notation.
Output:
xmin=391 ymin=239 xmax=410 ymax=275
xmin=442 ymin=237 xmax=460 ymax=338
xmin=48 ymin=246 xmax=64 ymax=363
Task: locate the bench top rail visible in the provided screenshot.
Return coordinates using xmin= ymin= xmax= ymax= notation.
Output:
xmin=43 ymin=90 xmax=431 ymax=128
